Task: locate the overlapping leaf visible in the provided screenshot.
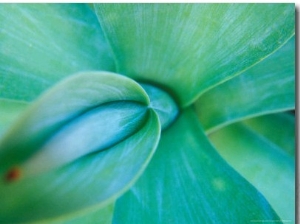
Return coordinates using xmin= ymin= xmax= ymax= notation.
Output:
xmin=0 ymin=71 xmax=149 ymax=173
xmin=0 ymin=72 xmax=161 ymax=223
xmin=113 ymin=108 xmax=280 ymax=223
xmin=0 ymin=4 xmax=114 ymax=102
xmin=195 ymin=36 xmax=295 ymax=133
xmin=243 ymin=112 xmax=295 ymax=156
xmin=0 ymin=3 xmax=295 ymax=224
xmin=0 ymin=109 xmax=160 ymax=223
xmin=209 ymin=117 xmax=295 ymax=222
xmin=53 ymin=203 xmax=114 ymax=224
xmin=95 ymin=3 xmax=294 ymax=106
xmin=0 ymin=99 xmax=28 ymax=137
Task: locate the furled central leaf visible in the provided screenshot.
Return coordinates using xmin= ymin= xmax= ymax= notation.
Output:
xmin=0 ymin=71 xmax=162 ymax=223
xmin=0 ymin=110 xmax=160 ymax=223
xmin=0 ymin=71 xmax=150 ymax=175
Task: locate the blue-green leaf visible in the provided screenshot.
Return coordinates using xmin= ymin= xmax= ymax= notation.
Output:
xmin=195 ymin=36 xmax=295 ymax=133
xmin=94 ymin=3 xmax=294 ymax=106
xmin=0 ymin=105 xmax=160 ymax=223
xmin=140 ymin=83 xmax=178 ymax=130
xmin=0 ymin=4 xmax=114 ymax=102
xmin=209 ymin=120 xmax=295 ymax=222
xmin=113 ymin=108 xmax=280 ymax=223
xmin=0 ymin=99 xmax=28 ymax=137
xmin=242 ymin=112 xmax=295 ymax=157
xmin=52 ymin=203 xmax=114 ymax=224
xmin=0 ymin=71 xmax=149 ymax=175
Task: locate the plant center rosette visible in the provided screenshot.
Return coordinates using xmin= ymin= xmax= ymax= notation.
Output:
xmin=0 ymin=71 xmax=178 ymax=222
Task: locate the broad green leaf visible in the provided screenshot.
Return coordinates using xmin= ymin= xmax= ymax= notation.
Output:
xmin=113 ymin=108 xmax=280 ymax=223
xmin=0 ymin=4 xmax=114 ymax=102
xmin=0 ymin=109 xmax=160 ymax=223
xmin=53 ymin=203 xmax=114 ymax=224
xmin=209 ymin=122 xmax=295 ymax=222
xmin=243 ymin=112 xmax=295 ymax=157
xmin=0 ymin=99 xmax=28 ymax=137
xmin=94 ymin=3 xmax=294 ymax=107
xmin=195 ymin=36 xmax=295 ymax=133
xmin=0 ymin=71 xmax=149 ymax=174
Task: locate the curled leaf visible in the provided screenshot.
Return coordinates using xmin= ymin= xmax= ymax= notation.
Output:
xmin=0 ymin=71 xmax=161 ymax=223
xmin=0 ymin=71 xmax=149 ymax=176
xmin=0 ymin=110 xmax=160 ymax=223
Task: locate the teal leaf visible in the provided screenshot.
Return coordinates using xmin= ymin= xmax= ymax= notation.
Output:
xmin=52 ymin=203 xmax=114 ymax=224
xmin=0 ymin=99 xmax=28 ymax=137
xmin=209 ymin=120 xmax=295 ymax=222
xmin=243 ymin=112 xmax=295 ymax=157
xmin=195 ymin=36 xmax=295 ymax=133
xmin=0 ymin=4 xmax=114 ymax=102
xmin=140 ymin=83 xmax=178 ymax=130
xmin=94 ymin=3 xmax=294 ymax=106
xmin=14 ymin=102 xmax=149 ymax=177
xmin=113 ymin=108 xmax=280 ymax=223
xmin=0 ymin=107 xmax=160 ymax=223
xmin=0 ymin=71 xmax=149 ymax=175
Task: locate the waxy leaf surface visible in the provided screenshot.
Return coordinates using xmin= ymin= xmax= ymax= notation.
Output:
xmin=95 ymin=3 xmax=294 ymax=106
xmin=0 ymin=99 xmax=28 ymax=137
xmin=243 ymin=112 xmax=295 ymax=157
xmin=209 ymin=120 xmax=295 ymax=222
xmin=0 ymin=4 xmax=114 ymax=101
xmin=53 ymin=203 xmax=114 ymax=224
xmin=0 ymin=71 xmax=149 ymax=173
xmin=0 ymin=109 xmax=160 ymax=223
xmin=195 ymin=36 xmax=295 ymax=133
xmin=113 ymin=108 xmax=280 ymax=223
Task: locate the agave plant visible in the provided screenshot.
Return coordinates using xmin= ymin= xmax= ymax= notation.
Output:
xmin=0 ymin=3 xmax=295 ymax=224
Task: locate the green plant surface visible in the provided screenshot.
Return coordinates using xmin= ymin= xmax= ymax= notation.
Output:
xmin=0 ymin=99 xmax=28 ymax=137
xmin=0 ymin=4 xmax=115 ymax=102
xmin=95 ymin=4 xmax=294 ymax=106
xmin=0 ymin=72 xmax=150 ymax=174
xmin=209 ymin=116 xmax=295 ymax=223
xmin=113 ymin=108 xmax=282 ymax=223
xmin=54 ymin=204 xmax=114 ymax=224
xmin=0 ymin=3 xmax=295 ymax=224
xmin=0 ymin=107 xmax=160 ymax=223
xmin=243 ymin=112 xmax=295 ymax=157
xmin=195 ymin=36 xmax=295 ymax=133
